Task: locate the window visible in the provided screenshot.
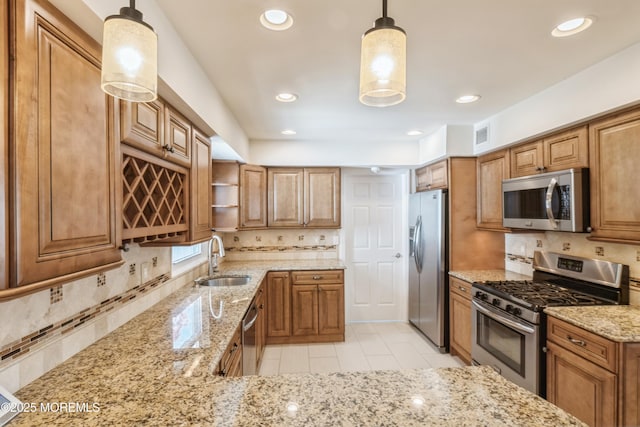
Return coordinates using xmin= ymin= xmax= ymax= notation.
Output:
xmin=171 ymin=243 xmax=207 ymax=277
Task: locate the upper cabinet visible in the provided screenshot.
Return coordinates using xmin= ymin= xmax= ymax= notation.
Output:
xmin=239 ymin=164 xmax=267 ymax=229
xmin=189 ymin=129 xmax=212 ymax=243
xmin=510 ymin=126 xmax=588 ymax=177
xmin=164 ymin=105 xmax=191 ymax=168
xmin=589 ymin=108 xmax=640 ymax=244
xmin=268 ymin=167 xmax=341 ymax=228
xmin=0 ymin=3 xmax=8 ymax=290
xmin=476 ymin=149 xmax=510 ymax=231
xmin=9 ymin=0 xmax=122 ymax=291
xmin=415 ymin=159 xmax=448 ymax=191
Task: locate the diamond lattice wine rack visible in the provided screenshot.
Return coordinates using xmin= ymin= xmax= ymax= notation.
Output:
xmin=121 ymin=147 xmax=189 ymax=243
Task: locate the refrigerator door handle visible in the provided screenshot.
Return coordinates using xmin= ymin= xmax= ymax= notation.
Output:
xmin=414 ymin=216 xmax=423 ymax=273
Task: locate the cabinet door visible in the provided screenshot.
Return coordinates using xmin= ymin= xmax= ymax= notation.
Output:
xmin=546 ymin=341 xmax=617 ymax=427
xmin=427 ymin=160 xmax=448 ymax=189
xmin=318 ymin=284 xmax=344 ymax=336
xmin=589 ymin=109 xmax=640 ymax=243
xmin=268 ymin=168 xmax=304 ymax=227
xmin=510 ymin=140 xmax=543 ymax=177
xmin=414 ymin=166 xmax=429 ymax=192
xmin=120 ymin=99 xmax=164 ymax=152
xmin=291 ymin=284 xmax=319 ymax=336
xmin=477 ymin=150 xmax=510 ymax=231
xmin=449 ymin=278 xmax=472 ymax=364
xmin=304 ymin=167 xmax=341 ymax=227
xmin=0 ymin=3 xmax=8 ymax=290
xmin=164 ymin=106 xmax=191 ymax=167
xmin=12 ymin=0 xmax=122 ymax=289
xmin=543 ymin=126 xmax=588 ymax=172
xmin=266 ymin=272 xmax=291 ymax=338
xmin=190 ymin=129 xmax=212 ymax=242
xmin=255 ymin=280 xmax=267 ymax=370
xmin=622 ymin=343 xmax=640 ymax=427
xmin=240 ymin=164 xmax=267 ymax=229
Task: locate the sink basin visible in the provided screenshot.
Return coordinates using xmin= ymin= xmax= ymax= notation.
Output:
xmin=196 ymin=275 xmax=251 ymax=287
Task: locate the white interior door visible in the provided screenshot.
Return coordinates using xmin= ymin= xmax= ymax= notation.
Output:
xmin=342 ymin=170 xmax=407 ymax=322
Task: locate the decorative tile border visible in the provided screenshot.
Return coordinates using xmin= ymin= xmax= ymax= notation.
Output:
xmin=506 ymin=253 xmax=533 ymax=264
xmin=0 ymin=274 xmax=169 ymax=366
xmin=226 ymin=244 xmax=337 ymax=253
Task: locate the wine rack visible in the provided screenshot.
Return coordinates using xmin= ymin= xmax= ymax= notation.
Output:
xmin=121 ymin=147 xmax=189 ymax=243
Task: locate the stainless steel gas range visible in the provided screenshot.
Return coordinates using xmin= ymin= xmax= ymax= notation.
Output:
xmin=471 ymin=251 xmax=629 ymax=397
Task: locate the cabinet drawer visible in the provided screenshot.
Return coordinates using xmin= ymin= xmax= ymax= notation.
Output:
xmin=449 ymin=277 xmax=472 ymax=300
xmin=218 ymin=324 xmax=242 ymax=376
xmin=547 ymin=316 xmax=618 ymax=372
xmin=291 ymin=270 xmax=344 ymax=285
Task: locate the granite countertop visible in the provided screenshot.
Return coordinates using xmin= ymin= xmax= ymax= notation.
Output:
xmin=545 ymin=305 xmax=640 ymax=342
xmin=9 ymin=260 xmax=585 ymax=426
xmin=449 ymin=269 xmax=532 ymax=283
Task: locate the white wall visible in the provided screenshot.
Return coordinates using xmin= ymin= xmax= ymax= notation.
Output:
xmin=417 ymin=125 xmax=474 ymax=165
xmin=249 ymin=139 xmax=418 ymax=167
xmin=475 ymin=41 xmax=640 ymax=154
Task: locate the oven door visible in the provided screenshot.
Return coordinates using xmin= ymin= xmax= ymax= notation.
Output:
xmin=471 ymin=299 xmax=541 ymax=395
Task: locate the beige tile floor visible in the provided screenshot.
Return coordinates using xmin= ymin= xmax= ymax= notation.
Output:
xmin=258 ymin=322 xmax=464 ymax=376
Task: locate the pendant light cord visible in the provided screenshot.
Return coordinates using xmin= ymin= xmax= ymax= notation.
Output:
xmin=382 ymin=0 xmax=387 ymax=18
xmin=130 ymin=0 xmax=135 ymax=9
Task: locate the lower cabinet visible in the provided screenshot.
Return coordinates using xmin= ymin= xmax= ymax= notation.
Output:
xmin=546 ymin=316 xmax=640 ymax=427
xmin=449 ymin=277 xmax=472 ymax=365
xmin=255 ymin=278 xmax=267 ymax=371
xmin=218 ymin=324 xmax=243 ymax=377
xmin=267 ymin=269 xmax=344 ymax=344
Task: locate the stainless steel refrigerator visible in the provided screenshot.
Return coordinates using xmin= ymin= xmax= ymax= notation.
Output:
xmin=408 ymin=189 xmax=448 ymax=352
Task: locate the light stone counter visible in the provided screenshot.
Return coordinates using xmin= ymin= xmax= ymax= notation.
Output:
xmin=8 ymin=260 xmax=584 ymax=426
xmin=545 ymin=305 xmax=640 ymax=342
xmin=449 ymin=269 xmax=532 ymax=283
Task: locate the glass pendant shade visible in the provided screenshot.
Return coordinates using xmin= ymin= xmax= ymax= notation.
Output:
xmin=359 ymin=19 xmax=406 ymax=107
xmin=101 ymin=5 xmax=157 ymax=102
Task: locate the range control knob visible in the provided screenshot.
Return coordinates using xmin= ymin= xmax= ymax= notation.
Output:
xmin=492 ymin=298 xmax=501 ymax=307
xmin=512 ymin=307 xmax=522 ymax=316
xmin=475 ymin=291 xmax=488 ymax=301
xmin=506 ymin=304 xmax=514 ymax=313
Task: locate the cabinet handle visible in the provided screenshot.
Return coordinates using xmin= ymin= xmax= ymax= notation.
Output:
xmin=313 ymin=275 xmax=322 ymax=280
xmin=567 ymin=336 xmax=586 ymax=347
xmin=458 ymin=286 xmax=466 ymax=292
xmin=318 ymin=286 xmax=322 ymax=292
xmin=259 ymin=304 xmax=264 ymax=309
xmin=162 ymin=144 xmax=175 ymax=153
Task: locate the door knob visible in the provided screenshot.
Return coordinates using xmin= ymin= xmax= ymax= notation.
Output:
xmin=394 ymin=253 xmax=402 ymax=258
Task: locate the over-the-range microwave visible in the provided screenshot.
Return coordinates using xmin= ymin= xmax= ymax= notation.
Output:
xmin=502 ymin=168 xmax=589 ymax=232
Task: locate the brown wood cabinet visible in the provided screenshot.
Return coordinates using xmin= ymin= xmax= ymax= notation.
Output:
xmin=476 ymin=149 xmax=510 ymax=231
xmin=510 ymin=126 xmax=588 ymax=177
xmin=546 ymin=316 xmax=640 ymax=427
xmin=415 ymin=159 xmax=448 ymax=192
xmin=218 ymin=324 xmax=243 ymax=377
xmin=0 ymin=2 xmax=8 ymax=290
xmin=290 ymin=270 xmax=344 ymax=343
xmin=268 ymin=167 xmax=340 ymax=228
xmin=449 ymin=277 xmax=472 ymax=365
xmin=588 ymin=108 xmax=640 ymax=244
xmin=240 ymin=164 xmax=267 ymax=229
xmin=163 ymin=106 xmax=191 ymax=167
xmin=9 ymin=0 xmax=123 ymax=292
xmin=266 ymin=271 xmax=291 ymax=342
xmin=188 ymin=129 xmax=212 ymax=243
xmin=255 ymin=278 xmax=267 ymax=371
xmin=120 ymin=99 xmax=164 ymax=153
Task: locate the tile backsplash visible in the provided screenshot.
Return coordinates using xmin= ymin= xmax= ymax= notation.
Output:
xmin=505 ymin=232 xmax=640 ymax=305
xmin=222 ymin=229 xmax=340 ymax=261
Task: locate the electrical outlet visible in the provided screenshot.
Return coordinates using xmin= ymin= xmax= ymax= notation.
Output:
xmin=141 ymin=262 xmax=151 ymax=283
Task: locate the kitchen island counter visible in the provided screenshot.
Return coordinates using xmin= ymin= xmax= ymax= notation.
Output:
xmin=9 ymin=260 xmax=584 ymax=426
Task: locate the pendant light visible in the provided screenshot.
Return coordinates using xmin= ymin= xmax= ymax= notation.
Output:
xmin=101 ymin=0 xmax=158 ymax=102
xmin=359 ymin=0 xmax=406 ymax=107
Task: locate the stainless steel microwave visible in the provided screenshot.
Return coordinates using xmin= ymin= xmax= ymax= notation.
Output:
xmin=502 ymin=168 xmax=589 ymax=232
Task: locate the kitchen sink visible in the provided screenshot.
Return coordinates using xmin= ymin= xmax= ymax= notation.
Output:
xmin=196 ymin=275 xmax=251 ymax=287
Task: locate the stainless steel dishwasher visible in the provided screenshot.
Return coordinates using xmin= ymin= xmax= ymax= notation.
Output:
xmin=242 ymin=301 xmax=259 ymax=375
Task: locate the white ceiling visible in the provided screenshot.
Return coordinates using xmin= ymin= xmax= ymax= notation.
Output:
xmin=154 ymin=1 xmax=640 ymax=145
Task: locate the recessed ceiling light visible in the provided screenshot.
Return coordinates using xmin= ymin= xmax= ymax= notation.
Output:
xmin=407 ymin=130 xmax=423 ymax=136
xmin=456 ymin=95 xmax=481 ymax=104
xmin=276 ymin=93 xmax=298 ymax=103
xmin=552 ymin=17 xmax=594 ymax=37
xmin=260 ymin=9 xmax=293 ymax=31
xmin=281 ymin=129 xmax=297 ymax=135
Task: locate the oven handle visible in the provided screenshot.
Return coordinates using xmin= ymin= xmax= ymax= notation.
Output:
xmin=545 ymin=177 xmax=559 ymax=230
xmin=472 ymin=300 xmax=535 ymax=335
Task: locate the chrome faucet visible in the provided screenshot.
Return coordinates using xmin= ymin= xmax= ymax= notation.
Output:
xmin=208 ymin=234 xmax=225 ymax=275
